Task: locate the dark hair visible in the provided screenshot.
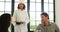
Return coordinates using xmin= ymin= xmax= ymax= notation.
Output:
xmin=41 ymin=12 xmax=49 ymax=19
xmin=18 ymin=3 xmax=25 ymax=9
xmin=0 ymin=13 xmax=11 ymax=32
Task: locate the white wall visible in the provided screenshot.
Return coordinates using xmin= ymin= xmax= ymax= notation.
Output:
xmin=55 ymin=0 xmax=60 ymax=29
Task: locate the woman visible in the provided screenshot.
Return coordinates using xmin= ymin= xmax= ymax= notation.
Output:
xmin=13 ymin=3 xmax=29 ymax=32
xmin=0 ymin=13 xmax=11 ymax=32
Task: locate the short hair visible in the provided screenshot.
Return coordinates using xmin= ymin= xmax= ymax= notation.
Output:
xmin=41 ymin=12 xmax=49 ymax=19
xmin=0 ymin=13 xmax=11 ymax=32
xmin=18 ymin=3 xmax=25 ymax=9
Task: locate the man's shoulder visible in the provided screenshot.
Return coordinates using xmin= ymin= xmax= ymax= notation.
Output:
xmin=36 ymin=24 xmax=44 ymax=30
xmin=38 ymin=22 xmax=56 ymax=26
xmin=37 ymin=24 xmax=43 ymax=27
xmin=50 ymin=22 xmax=57 ymax=26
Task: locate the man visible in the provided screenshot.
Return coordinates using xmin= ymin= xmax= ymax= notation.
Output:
xmin=35 ymin=12 xmax=59 ymax=32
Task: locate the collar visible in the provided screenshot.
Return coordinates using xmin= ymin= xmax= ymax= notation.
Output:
xmin=18 ymin=9 xmax=21 ymax=10
xmin=42 ymin=21 xmax=51 ymax=26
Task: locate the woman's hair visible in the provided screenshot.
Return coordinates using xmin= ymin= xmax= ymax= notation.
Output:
xmin=41 ymin=12 xmax=49 ymax=19
xmin=18 ymin=3 xmax=25 ymax=9
xmin=0 ymin=13 xmax=11 ymax=32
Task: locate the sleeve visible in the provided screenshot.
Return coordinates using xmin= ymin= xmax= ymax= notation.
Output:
xmin=25 ymin=11 xmax=30 ymax=25
xmin=12 ymin=10 xmax=17 ymax=26
xmin=55 ymin=23 xmax=60 ymax=32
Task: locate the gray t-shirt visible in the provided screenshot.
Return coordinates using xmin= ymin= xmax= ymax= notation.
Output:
xmin=35 ymin=22 xmax=59 ymax=32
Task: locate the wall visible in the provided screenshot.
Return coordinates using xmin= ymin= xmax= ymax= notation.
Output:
xmin=55 ymin=0 xmax=60 ymax=29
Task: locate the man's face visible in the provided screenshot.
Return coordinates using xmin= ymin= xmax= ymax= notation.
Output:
xmin=41 ymin=15 xmax=48 ymax=23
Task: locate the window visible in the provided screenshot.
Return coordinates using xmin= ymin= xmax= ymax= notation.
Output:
xmin=44 ymin=0 xmax=54 ymax=22
xmin=30 ymin=0 xmax=41 ymax=31
xmin=0 ymin=0 xmax=11 ymax=16
xmin=30 ymin=0 xmax=55 ymax=31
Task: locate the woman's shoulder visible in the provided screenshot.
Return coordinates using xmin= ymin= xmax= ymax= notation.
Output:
xmin=14 ymin=10 xmax=19 ymax=12
xmin=23 ymin=10 xmax=27 ymax=12
xmin=23 ymin=9 xmax=27 ymax=11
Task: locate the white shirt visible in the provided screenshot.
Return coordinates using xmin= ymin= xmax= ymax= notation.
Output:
xmin=13 ymin=9 xmax=29 ymax=23
xmin=16 ymin=9 xmax=27 ymax=22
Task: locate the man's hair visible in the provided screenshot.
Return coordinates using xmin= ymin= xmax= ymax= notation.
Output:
xmin=0 ymin=13 xmax=11 ymax=32
xmin=41 ymin=12 xmax=49 ymax=19
xmin=18 ymin=3 xmax=25 ymax=9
